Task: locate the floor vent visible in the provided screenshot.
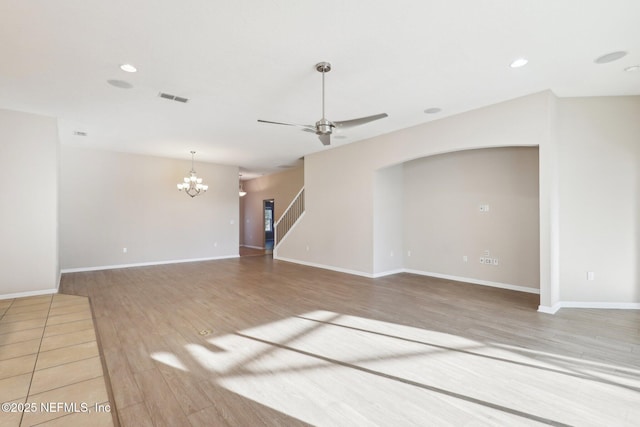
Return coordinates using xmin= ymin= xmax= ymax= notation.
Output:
xmin=158 ymin=92 xmax=189 ymax=103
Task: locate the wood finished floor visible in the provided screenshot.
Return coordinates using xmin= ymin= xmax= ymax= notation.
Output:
xmin=59 ymin=256 xmax=640 ymax=426
xmin=239 ymin=246 xmax=268 ymax=257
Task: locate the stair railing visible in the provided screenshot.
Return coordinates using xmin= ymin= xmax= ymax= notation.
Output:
xmin=274 ymin=187 xmax=305 ymax=247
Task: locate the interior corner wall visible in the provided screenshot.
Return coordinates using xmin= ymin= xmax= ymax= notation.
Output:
xmin=403 ymin=147 xmax=540 ymax=290
xmin=0 ymin=108 xmax=59 ymax=298
xmin=241 ymin=166 xmax=304 ymax=248
xmin=373 ymin=164 xmax=404 ymax=275
xmin=538 ymin=92 xmax=560 ymax=309
xmin=557 ymin=96 xmax=640 ymax=303
xmin=60 ymin=147 xmax=239 ymax=270
xmin=275 ymin=146 xmax=377 ymax=274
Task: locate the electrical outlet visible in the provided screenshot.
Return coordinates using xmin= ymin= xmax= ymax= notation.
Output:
xmin=463 ymin=255 xmax=468 ymax=262
xmin=492 ymin=258 xmax=499 ymax=266
xmin=587 ymin=272 xmax=595 ymax=281
xmin=407 ymin=250 xmax=411 ymax=257
xmin=480 ymin=257 xmax=485 ymax=264
xmin=122 ymin=248 xmax=127 ymax=253
xmin=484 ymin=250 xmax=490 ymax=257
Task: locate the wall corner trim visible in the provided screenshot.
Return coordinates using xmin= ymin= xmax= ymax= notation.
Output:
xmin=538 ymin=301 xmax=640 ymax=314
xmin=537 ymin=304 xmax=561 ymax=314
xmin=372 ymin=269 xmax=405 ymax=278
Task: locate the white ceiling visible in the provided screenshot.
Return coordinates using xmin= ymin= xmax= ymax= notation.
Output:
xmin=1 ymin=0 xmax=639 ymax=178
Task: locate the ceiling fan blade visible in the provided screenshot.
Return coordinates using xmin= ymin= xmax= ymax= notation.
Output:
xmin=318 ymin=134 xmax=331 ymax=146
xmin=257 ymin=119 xmax=315 ymax=132
xmin=334 ymin=113 xmax=388 ymax=129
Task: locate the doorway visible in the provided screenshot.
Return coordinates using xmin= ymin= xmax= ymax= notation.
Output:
xmin=264 ymin=199 xmax=275 ymax=252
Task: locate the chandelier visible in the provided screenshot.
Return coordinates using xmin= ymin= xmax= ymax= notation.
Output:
xmin=239 ymin=174 xmax=247 ymax=197
xmin=177 ymin=151 xmax=208 ymax=197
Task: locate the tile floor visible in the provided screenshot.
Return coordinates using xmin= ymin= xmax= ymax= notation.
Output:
xmin=0 ymin=294 xmax=115 ymax=427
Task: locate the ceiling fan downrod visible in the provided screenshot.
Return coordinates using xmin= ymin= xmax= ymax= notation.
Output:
xmin=257 ymin=61 xmax=387 ymax=147
xmin=315 ymin=62 xmax=333 ymax=137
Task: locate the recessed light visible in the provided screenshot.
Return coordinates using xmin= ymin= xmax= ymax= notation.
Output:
xmin=120 ymin=63 xmax=137 ymax=73
xmin=594 ymin=51 xmax=627 ymax=64
xmin=107 ymin=79 xmax=133 ymax=89
xmin=624 ymin=65 xmax=640 ymax=72
xmin=424 ymin=107 xmax=442 ymax=114
xmin=510 ymin=58 xmax=528 ymax=68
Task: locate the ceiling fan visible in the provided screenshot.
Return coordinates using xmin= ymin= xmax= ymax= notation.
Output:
xmin=258 ymin=62 xmax=388 ymax=146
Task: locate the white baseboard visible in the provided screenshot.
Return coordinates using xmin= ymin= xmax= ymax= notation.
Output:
xmin=538 ymin=301 xmax=640 ymax=314
xmin=404 ymin=269 xmax=540 ymax=294
xmin=372 ymin=268 xmax=405 ymax=278
xmin=0 ymin=288 xmax=57 ymax=301
xmin=56 ymin=255 xmax=640 ymax=313
xmin=557 ymin=301 xmax=640 ymax=310
xmin=272 ymin=258 xmax=542 ymax=293
xmin=241 ymin=245 xmax=264 ymax=250
xmin=537 ymin=304 xmax=561 ymax=314
xmin=60 ymin=255 xmax=240 ymax=273
xmin=274 ymin=256 xmax=375 ymax=278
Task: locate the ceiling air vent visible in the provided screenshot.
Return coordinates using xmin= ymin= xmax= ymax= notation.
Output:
xmin=158 ymin=92 xmax=189 ymax=103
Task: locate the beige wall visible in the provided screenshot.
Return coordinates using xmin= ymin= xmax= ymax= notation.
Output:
xmin=373 ymin=164 xmax=404 ymax=275
xmin=241 ymin=166 xmax=304 ymax=248
xmin=277 ymin=92 xmax=551 ymax=278
xmin=4 ymin=94 xmax=638 ymax=308
xmin=60 ymin=147 xmax=239 ymax=270
xmin=278 ymin=92 xmax=640 ymax=308
xmin=403 ymin=147 xmax=540 ymax=290
xmin=557 ymin=96 xmax=640 ymax=303
xmin=0 ymin=108 xmax=59 ymax=298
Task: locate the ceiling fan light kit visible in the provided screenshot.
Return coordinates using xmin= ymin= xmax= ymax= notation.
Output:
xmin=258 ymin=62 xmax=388 ymax=146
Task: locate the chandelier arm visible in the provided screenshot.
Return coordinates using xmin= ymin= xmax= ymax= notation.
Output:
xmin=177 ymin=151 xmax=208 ymax=197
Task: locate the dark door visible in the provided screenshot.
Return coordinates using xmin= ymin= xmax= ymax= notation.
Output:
xmin=264 ymin=199 xmax=274 ymax=251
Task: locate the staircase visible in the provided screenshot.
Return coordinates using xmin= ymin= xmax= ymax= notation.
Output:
xmin=274 ymin=187 xmax=304 ymax=247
